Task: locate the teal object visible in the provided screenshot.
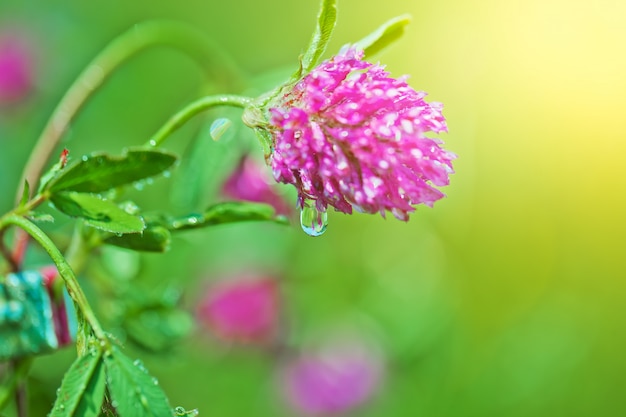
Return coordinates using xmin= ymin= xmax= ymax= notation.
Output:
xmin=0 ymin=271 xmax=76 ymax=361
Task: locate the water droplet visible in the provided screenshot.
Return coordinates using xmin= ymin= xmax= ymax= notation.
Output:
xmin=172 ymin=214 xmax=203 ymax=229
xmin=133 ymin=359 xmax=146 ymax=372
xmin=134 ymin=181 xmax=145 ymax=191
xmin=300 ymin=206 xmax=328 ymax=237
xmin=81 ymin=155 xmax=89 ymax=162
xmin=209 ymin=118 xmax=232 ymax=141
xmin=174 ymin=406 xmax=199 ymax=416
xmin=152 ymin=377 xmax=159 ymax=385
xmin=162 ymin=170 xmax=171 ymax=178
xmin=121 ymin=201 xmax=140 ymax=215
xmin=149 ymin=139 xmax=157 ymax=147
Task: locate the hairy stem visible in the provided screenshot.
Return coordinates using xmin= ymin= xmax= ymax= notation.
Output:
xmin=146 ymin=94 xmax=252 ymax=148
xmin=0 ymin=215 xmax=106 ymax=345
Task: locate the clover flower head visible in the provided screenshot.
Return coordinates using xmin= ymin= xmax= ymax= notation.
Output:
xmin=0 ymin=32 xmax=34 ymax=105
xmin=280 ymin=337 xmax=384 ymax=416
xmin=196 ymin=273 xmax=280 ymax=345
xmin=267 ymin=47 xmax=455 ymax=221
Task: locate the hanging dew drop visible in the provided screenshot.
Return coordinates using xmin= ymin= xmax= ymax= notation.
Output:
xmin=300 ymin=206 xmax=328 ymax=237
xmin=209 ymin=118 xmax=232 ymax=141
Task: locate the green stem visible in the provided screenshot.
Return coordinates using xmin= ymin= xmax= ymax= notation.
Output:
xmin=0 ymin=359 xmax=33 ymax=412
xmin=146 ymin=94 xmax=252 ymax=148
xmin=0 ymin=228 xmax=18 ymax=274
xmin=16 ymin=20 xmax=246 ymax=204
xmin=0 ymin=215 xmax=106 ymax=346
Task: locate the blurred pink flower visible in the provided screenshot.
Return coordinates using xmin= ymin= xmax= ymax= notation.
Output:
xmin=0 ymin=32 xmax=34 ymax=105
xmin=281 ymin=339 xmax=384 ymax=416
xmin=268 ymin=47 xmax=456 ymax=220
xmin=221 ymin=154 xmax=292 ymax=216
xmin=196 ymin=273 xmax=280 ymax=344
xmin=40 ymin=266 xmax=76 ymax=347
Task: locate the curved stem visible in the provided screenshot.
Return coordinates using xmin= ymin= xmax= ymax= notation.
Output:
xmin=147 ymin=94 xmax=252 ymax=148
xmin=16 ymin=20 xmax=246 ymax=204
xmin=0 ymin=215 xmax=106 ymax=344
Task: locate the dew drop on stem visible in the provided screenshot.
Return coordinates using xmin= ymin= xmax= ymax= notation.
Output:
xmin=209 ymin=118 xmax=232 ymax=141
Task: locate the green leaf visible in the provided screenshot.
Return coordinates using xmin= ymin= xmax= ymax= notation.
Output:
xmin=38 ymin=149 xmax=70 ymax=193
xmin=105 ymin=346 xmax=172 ymax=417
xmin=105 ymin=224 xmax=171 ymax=252
xmin=301 ymin=0 xmax=337 ymax=73
xmin=50 ymin=192 xmax=145 ymax=234
xmin=19 ymin=180 xmax=30 ymax=207
xmin=170 ymin=202 xmax=287 ymax=231
xmin=124 ymin=306 xmax=193 ymax=352
xmin=46 ymin=149 xmax=177 ymax=193
xmin=49 ymin=352 xmax=106 ymax=417
xmin=354 ymin=14 xmax=411 ymax=59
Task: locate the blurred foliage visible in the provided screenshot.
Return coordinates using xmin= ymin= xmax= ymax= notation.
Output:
xmin=2 ymin=0 xmax=626 ymax=416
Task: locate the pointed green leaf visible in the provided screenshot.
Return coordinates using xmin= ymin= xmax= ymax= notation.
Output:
xmin=50 ymin=192 xmax=145 ymax=234
xmin=354 ymin=14 xmax=411 ymax=59
xmin=19 ymin=180 xmax=30 ymax=207
xmin=105 ymin=347 xmax=172 ymax=417
xmin=301 ymin=0 xmax=337 ymax=73
xmin=170 ymin=202 xmax=287 ymax=231
xmin=104 ymin=224 xmax=171 ymax=252
xmin=47 ymin=149 xmax=177 ymax=193
xmin=50 ymin=352 xmax=106 ymax=417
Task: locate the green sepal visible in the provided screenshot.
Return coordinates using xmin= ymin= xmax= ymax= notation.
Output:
xmin=170 ymin=201 xmax=288 ymax=231
xmin=104 ymin=346 xmax=172 ymax=417
xmin=354 ymin=14 xmax=411 ymax=58
xmin=300 ymin=0 xmax=337 ymax=74
xmin=49 ymin=350 xmax=106 ymax=417
xmin=50 ymin=192 xmax=145 ymax=234
xmin=46 ymin=148 xmax=177 ymax=194
xmin=104 ymin=224 xmax=171 ymax=253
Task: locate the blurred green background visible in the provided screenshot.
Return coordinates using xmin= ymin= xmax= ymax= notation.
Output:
xmin=2 ymin=0 xmax=626 ymax=416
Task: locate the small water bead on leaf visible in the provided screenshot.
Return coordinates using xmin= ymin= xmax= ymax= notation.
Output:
xmin=300 ymin=205 xmax=328 ymax=237
xmin=171 ymin=213 xmax=204 ymax=229
xmin=175 ymin=406 xmax=200 ymax=416
xmin=133 ymin=359 xmax=146 ymax=371
xmin=209 ymin=118 xmax=232 ymax=141
xmin=120 ymin=201 xmax=140 ymax=215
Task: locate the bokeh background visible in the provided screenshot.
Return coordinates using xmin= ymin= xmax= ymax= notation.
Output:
xmin=2 ymin=0 xmax=626 ymax=416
